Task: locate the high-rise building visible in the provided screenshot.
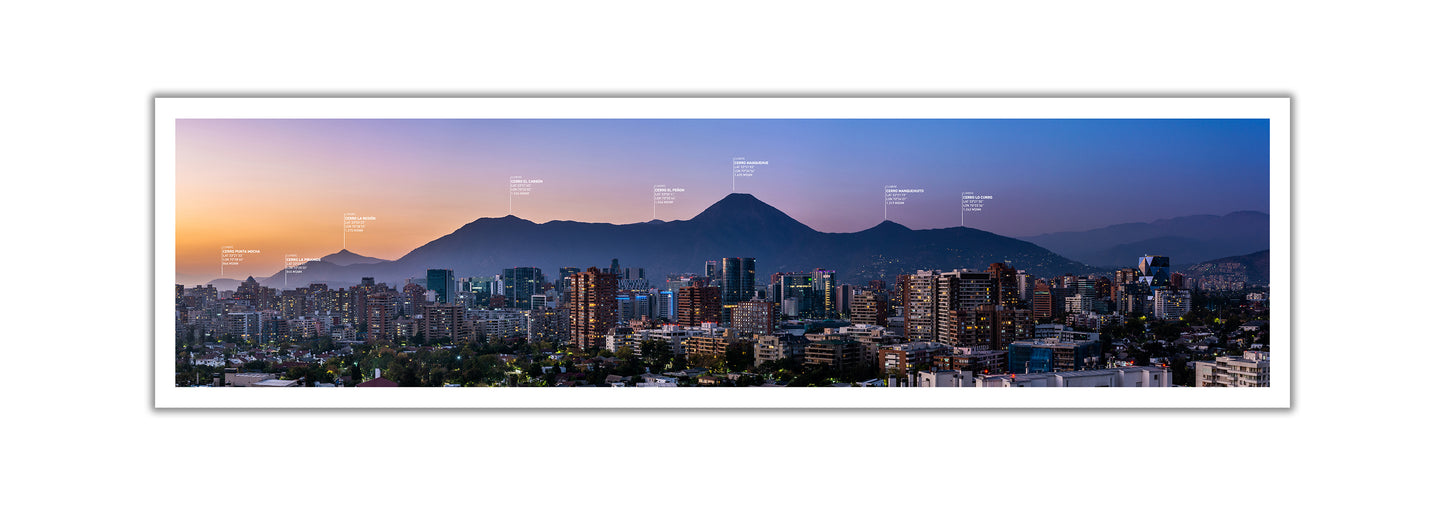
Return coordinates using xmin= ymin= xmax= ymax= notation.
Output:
xmin=835 ymin=284 xmax=853 ymax=317
xmin=1063 ymin=280 xmax=1095 ymax=315
xmin=279 ymin=290 xmax=306 ymax=320
xmin=892 ymin=274 xmax=911 ymax=318
xmin=502 ymin=267 xmax=544 ymax=308
xmin=558 ymin=267 xmax=581 ymax=305
xmin=527 ymin=305 xmax=568 ymax=343
xmin=559 ymin=267 xmax=582 ymax=282
xmin=1139 ymin=255 xmax=1170 ymax=286
xmin=1034 ymin=279 xmax=1057 ymax=318
xmin=1117 ymin=283 xmax=1151 ymax=315
xmin=907 ymin=269 xmax=992 ymax=343
xmin=568 ymin=267 xmax=618 ymax=349
xmin=904 ymin=270 xmax=941 ymax=341
xmin=1169 ymin=272 xmax=1186 ymax=290
xmin=1093 ymin=277 xmax=1113 ymax=304
xmin=720 ymin=257 xmax=756 ymax=321
xmin=224 ymin=312 xmax=261 ymax=341
xmin=1017 ymin=271 xmax=1034 ymax=305
xmin=477 ymin=308 xmax=529 ymax=343
xmin=677 ymin=281 xmax=722 ymax=327
xmin=530 ymin=293 xmax=554 ymax=311
xmin=1153 ymin=288 xmax=1192 ymax=319
xmin=941 ymin=270 xmax=992 ymax=332
xmin=468 ymin=276 xmax=493 ymax=306
xmin=235 ymin=276 xmax=264 ymax=307
xmin=426 ymin=269 xmax=455 ymax=305
xmin=401 ymin=282 xmax=427 ymax=317
xmin=704 ymin=260 xmax=719 ymax=280
xmin=731 ymin=299 xmax=775 ymax=335
xmin=773 ymin=271 xmax=814 ymax=318
xmin=616 ymin=292 xmax=650 ymax=324
xmin=811 ymin=268 xmax=836 ymax=317
xmin=1114 ymin=268 xmax=1139 ymax=300
xmin=422 ymin=304 xmax=466 ymax=343
xmin=987 ymin=263 xmax=1021 ymax=308
xmin=365 ymin=291 xmax=399 ymax=340
xmin=955 ymin=304 xmax=1034 ymax=350
xmin=335 ymin=288 xmax=357 ymax=327
xmin=652 ymin=289 xmax=677 ymax=321
xmin=849 ymin=289 xmax=888 ymax=326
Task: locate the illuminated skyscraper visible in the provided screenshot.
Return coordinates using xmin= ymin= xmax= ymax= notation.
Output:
xmin=849 ymin=289 xmax=888 ymax=326
xmin=1139 ymin=255 xmax=1170 ymax=286
xmin=1114 ymin=268 xmax=1139 ymax=299
xmin=422 ymin=304 xmax=466 ymax=344
xmin=987 ymin=263 xmax=1021 ymax=308
xmin=426 ymin=269 xmax=455 ymax=305
xmin=558 ymin=267 xmax=581 ymax=305
xmin=235 ymin=276 xmax=263 ymax=306
xmin=731 ymin=299 xmax=775 ymax=335
xmin=956 ymin=304 xmax=1034 ymax=350
xmin=904 ymin=269 xmax=998 ymax=342
xmin=811 ymin=268 xmax=836 ymax=317
xmin=720 ymin=257 xmax=755 ymax=322
xmin=1153 ymin=288 xmax=1192 ymax=319
xmin=402 ymin=282 xmax=426 ymax=317
xmin=1034 ymin=279 xmax=1057 ymax=322
xmin=773 ymin=271 xmax=814 ymax=318
xmin=653 ymin=289 xmax=676 ymax=321
xmin=503 ymin=267 xmax=544 ymax=308
xmin=677 ymin=281 xmax=722 ymax=326
xmin=527 ymin=305 xmax=567 ymax=343
xmin=835 ymin=284 xmax=852 ymax=317
xmin=936 ymin=270 xmax=991 ymax=343
xmin=720 ymin=257 xmax=755 ymax=303
xmin=568 ymin=267 xmax=618 ymax=349
xmin=904 ymin=270 xmax=940 ymax=341
xmin=892 ymin=274 xmax=911 ymax=318
xmin=365 ymin=291 xmax=398 ymax=340
xmin=623 ymin=267 xmax=645 ymax=280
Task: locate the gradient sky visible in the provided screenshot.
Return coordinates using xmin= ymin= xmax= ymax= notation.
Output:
xmin=176 ymin=118 xmax=1269 ymax=283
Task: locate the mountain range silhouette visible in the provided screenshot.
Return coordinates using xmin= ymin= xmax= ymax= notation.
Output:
xmin=249 ymin=193 xmax=1096 ymax=288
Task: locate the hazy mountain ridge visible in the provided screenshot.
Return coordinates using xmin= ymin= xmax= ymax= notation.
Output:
xmin=1018 ymin=211 xmax=1269 ymax=267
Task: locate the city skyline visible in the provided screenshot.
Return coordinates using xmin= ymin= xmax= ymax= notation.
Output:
xmin=177 ymin=118 xmax=1268 ymax=282
xmin=163 ymin=98 xmax=1283 ymax=401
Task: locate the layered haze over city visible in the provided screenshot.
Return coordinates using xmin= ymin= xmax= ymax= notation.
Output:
xmin=175 ymin=118 xmax=1271 ymax=388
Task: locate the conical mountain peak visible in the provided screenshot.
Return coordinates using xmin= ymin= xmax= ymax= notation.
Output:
xmin=863 ymin=220 xmax=912 ymax=233
xmin=695 ymin=193 xmax=771 ymax=215
xmin=691 ymin=193 xmax=811 ymax=231
xmin=321 ymin=249 xmax=387 ymax=266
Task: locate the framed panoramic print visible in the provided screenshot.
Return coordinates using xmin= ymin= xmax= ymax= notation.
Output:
xmin=155 ymin=97 xmax=1289 ymax=408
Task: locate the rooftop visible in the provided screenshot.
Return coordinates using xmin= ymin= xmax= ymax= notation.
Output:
xmin=357 ymin=377 xmax=399 ymax=387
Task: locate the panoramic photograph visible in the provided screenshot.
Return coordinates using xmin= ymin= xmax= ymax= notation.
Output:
xmin=169 ymin=110 xmax=1274 ymax=394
